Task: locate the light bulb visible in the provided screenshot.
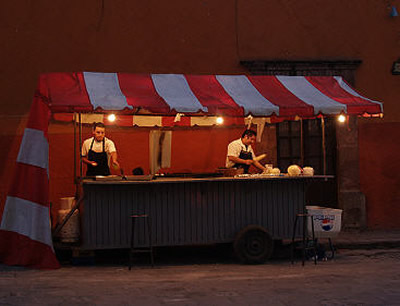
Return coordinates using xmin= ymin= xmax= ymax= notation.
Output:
xmin=216 ymin=117 xmax=224 ymax=124
xmin=108 ymin=114 xmax=116 ymax=122
xmin=338 ymin=114 xmax=346 ymax=123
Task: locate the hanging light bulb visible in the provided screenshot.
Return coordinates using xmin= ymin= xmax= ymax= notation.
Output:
xmin=216 ymin=117 xmax=224 ymax=125
xmin=108 ymin=114 xmax=116 ymax=122
xmin=338 ymin=114 xmax=346 ymax=123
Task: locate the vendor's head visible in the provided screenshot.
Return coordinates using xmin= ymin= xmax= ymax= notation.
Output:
xmin=241 ymin=129 xmax=257 ymax=146
xmin=92 ymin=122 xmax=106 ymax=142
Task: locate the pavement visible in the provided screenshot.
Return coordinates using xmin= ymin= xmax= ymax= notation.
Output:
xmin=1 ymin=231 xmax=400 ymax=306
xmin=1 ymin=229 xmax=400 ymax=306
xmin=1 ymin=229 xmax=400 ymax=271
xmin=332 ymin=229 xmax=400 ymax=249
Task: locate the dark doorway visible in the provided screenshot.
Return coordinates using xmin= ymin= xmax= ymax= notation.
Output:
xmin=276 ymin=118 xmax=337 ymax=207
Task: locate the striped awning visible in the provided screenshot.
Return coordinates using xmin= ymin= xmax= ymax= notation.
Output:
xmin=43 ymin=72 xmax=383 ymax=117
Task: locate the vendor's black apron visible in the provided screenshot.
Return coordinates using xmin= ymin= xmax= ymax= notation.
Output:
xmin=86 ymin=138 xmax=110 ymax=176
xmin=234 ymin=149 xmax=253 ymax=174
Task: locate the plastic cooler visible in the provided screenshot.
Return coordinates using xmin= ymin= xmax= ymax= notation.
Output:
xmin=306 ymin=206 xmax=343 ymax=238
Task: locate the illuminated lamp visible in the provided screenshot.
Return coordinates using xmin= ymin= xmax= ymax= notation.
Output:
xmin=216 ymin=117 xmax=224 ymax=125
xmin=108 ymin=114 xmax=116 ymax=122
xmin=338 ymin=114 xmax=346 ymax=123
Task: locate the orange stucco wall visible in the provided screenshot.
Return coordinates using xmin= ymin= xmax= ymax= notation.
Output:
xmin=359 ymin=121 xmax=400 ymax=229
xmin=1 ymin=0 xmax=399 ymax=228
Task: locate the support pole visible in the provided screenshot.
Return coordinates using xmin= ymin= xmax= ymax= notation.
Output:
xmin=73 ymin=112 xmax=76 ymax=182
xmin=321 ymin=117 xmax=326 ymax=175
xmin=79 ymin=113 xmax=83 ymax=178
xmin=73 ymin=113 xmax=79 ymax=197
xmin=300 ymin=118 xmax=304 ymax=166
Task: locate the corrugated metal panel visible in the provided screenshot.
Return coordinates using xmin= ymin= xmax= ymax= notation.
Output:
xmin=81 ymin=177 xmax=317 ymax=250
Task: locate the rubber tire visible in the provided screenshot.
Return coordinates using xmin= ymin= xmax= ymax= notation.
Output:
xmin=233 ymin=225 xmax=274 ymax=264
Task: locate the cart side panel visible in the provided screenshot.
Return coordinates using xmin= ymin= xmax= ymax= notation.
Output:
xmin=82 ymin=178 xmax=308 ymax=250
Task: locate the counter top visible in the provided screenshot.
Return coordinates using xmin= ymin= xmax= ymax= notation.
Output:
xmin=82 ymin=174 xmax=334 ymax=185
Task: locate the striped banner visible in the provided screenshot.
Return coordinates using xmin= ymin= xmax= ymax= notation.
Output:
xmin=43 ymin=73 xmax=382 ymax=117
xmin=0 ymin=97 xmax=59 ymax=269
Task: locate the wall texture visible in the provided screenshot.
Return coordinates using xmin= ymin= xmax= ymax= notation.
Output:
xmin=1 ymin=0 xmax=399 ymax=228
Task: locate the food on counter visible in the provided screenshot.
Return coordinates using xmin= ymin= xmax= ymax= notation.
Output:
xmin=264 ymin=163 xmax=273 ymax=173
xmin=236 ymin=167 xmax=283 ymax=178
xmin=270 ymin=168 xmax=281 ymax=175
xmin=303 ymin=167 xmax=314 ymax=176
xmin=235 ymin=173 xmax=251 ymax=177
xmin=287 ymin=165 xmax=303 ymax=176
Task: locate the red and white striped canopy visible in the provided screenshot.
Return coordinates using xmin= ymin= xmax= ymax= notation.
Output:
xmin=43 ymin=72 xmax=383 ymax=117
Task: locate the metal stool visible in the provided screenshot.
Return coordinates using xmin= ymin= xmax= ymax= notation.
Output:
xmin=129 ymin=214 xmax=154 ymax=269
xmin=291 ymin=213 xmax=317 ymax=266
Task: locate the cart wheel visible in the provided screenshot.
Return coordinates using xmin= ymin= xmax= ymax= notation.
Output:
xmin=233 ymin=225 xmax=274 ymax=264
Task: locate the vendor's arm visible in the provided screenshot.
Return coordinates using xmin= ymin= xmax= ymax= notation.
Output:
xmin=228 ymin=155 xmax=254 ymax=166
xmin=110 ymin=151 xmax=120 ymax=168
xmin=81 ymin=141 xmax=98 ymax=166
xmin=82 ymin=156 xmax=98 ymax=167
xmin=249 ymin=148 xmax=267 ymax=172
xmin=253 ymin=160 xmax=267 ymax=172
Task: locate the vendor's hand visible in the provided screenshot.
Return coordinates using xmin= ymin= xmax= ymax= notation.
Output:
xmin=112 ymin=160 xmax=120 ymax=170
xmin=244 ymin=160 xmax=254 ymax=165
xmin=91 ymin=162 xmax=98 ymax=167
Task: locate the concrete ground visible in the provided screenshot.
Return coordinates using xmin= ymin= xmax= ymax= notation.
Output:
xmin=334 ymin=229 xmax=400 ymax=247
xmin=1 ymin=230 xmax=400 ymax=305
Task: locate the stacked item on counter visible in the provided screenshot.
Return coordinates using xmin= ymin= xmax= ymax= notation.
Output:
xmin=287 ymin=165 xmax=314 ymax=176
xmin=234 ymin=164 xmax=282 ymax=177
xmin=234 ymin=164 xmax=315 ymax=178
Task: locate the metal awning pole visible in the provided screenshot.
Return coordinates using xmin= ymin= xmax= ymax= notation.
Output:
xmin=321 ymin=116 xmax=326 ymax=175
xmin=73 ymin=113 xmax=77 ymax=195
xmin=300 ymin=117 xmax=304 ymax=166
xmin=79 ymin=112 xmax=83 ymax=178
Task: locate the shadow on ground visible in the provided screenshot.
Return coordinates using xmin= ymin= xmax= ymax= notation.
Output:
xmin=55 ymin=240 xmax=304 ymax=268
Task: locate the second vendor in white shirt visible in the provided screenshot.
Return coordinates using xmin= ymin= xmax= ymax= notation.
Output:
xmin=226 ymin=129 xmax=267 ymax=174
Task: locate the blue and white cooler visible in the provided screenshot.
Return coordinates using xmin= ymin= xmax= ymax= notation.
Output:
xmin=306 ymin=206 xmax=343 ymax=238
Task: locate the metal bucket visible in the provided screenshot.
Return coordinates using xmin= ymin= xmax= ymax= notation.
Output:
xmin=60 ymin=197 xmax=75 ymax=210
xmin=57 ymin=209 xmax=80 ymax=243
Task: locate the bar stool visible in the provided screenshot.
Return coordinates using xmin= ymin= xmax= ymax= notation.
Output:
xmin=291 ymin=213 xmax=317 ymax=266
xmin=129 ymin=214 xmax=154 ymax=270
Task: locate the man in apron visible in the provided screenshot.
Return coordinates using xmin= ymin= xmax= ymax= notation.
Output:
xmin=226 ymin=129 xmax=267 ymax=174
xmin=82 ymin=122 xmax=120 ymax=176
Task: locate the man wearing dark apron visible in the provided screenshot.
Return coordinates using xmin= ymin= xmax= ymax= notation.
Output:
xmin=82 ymin=122 xmax=119 ymax=176
xmin=86 ymin=138 xmax=110 ymax=176
xmin=226 ymin=129 xmax=267 ymax=174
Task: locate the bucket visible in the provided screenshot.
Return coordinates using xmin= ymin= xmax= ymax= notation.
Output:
xmin=57 ymin=209 xmax=80 ymax=243
xmin=60 ymin=197 xmax=75 ymax=210
xmin=306 ymin=206 xmax=343 ymax=238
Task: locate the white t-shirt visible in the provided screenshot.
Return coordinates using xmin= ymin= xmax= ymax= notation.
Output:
xmin=81 ymin=137 xmax=117 ymax=164
xmin=225 ymin=138 xmax=255 ymax=168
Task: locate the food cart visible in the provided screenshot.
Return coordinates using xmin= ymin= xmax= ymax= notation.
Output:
xmin=81 ymin=175 xmax=333 ymax=263
xmin=0 ymin=73 xmax=383 ymax=268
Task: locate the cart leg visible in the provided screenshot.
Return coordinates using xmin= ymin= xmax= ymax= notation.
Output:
xmin=311 ymin=216 xmax=317 ymax=265
xmin=327 ymin=238 xmax=335 ymax=259
xmin=291 ymin=216 xmax=299 ymax=264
